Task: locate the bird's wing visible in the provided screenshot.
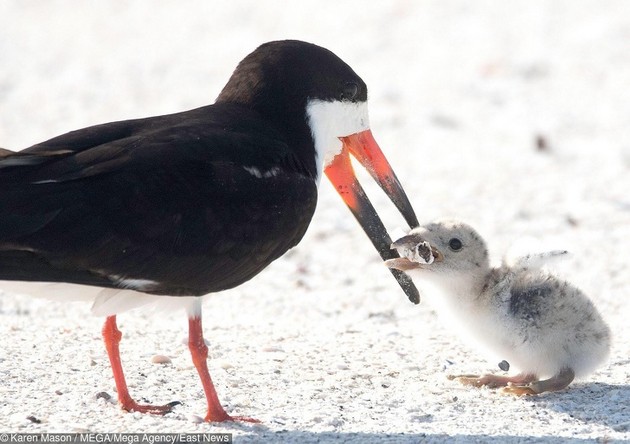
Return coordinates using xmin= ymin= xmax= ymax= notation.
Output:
xmin=0 ymin=105 xmax=317 ymax=295
xmin=504 ymin=250 xmax=570 ymax=271
xmin=503 ymin=236 xmax=569 ymax=271
xmin=507 ymin=282 xmax=555 ymax=321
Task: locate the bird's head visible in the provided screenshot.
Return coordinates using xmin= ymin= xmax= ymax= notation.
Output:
xmin=386 ymin=220 xmax=491 ymax=285
xmin=218 ymin=40 xmax=420 ymax=303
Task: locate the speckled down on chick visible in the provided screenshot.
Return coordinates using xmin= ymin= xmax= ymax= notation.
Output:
xmin=386 ymin=219 xmax=611 ymax=395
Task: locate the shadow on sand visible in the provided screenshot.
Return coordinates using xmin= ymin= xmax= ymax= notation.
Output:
xmin=213 ymin=382 xmax=630 ymax=443
xmin=227 ymin=431 xmax=607 ymax=443
xmin=524 ymin=381 xmax=630 ymax=433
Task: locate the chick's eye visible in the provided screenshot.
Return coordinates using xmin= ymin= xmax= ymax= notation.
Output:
xmin=448 ymin=238 xmax=463 ymax=251
xmin=340 ymin=81 xmax=359 ymax=101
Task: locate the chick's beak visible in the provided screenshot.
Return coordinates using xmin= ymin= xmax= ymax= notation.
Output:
xmin=385 ymin=234 xmax=443 ymax=272
xmin=384 ymin=257 xmax=421 ymax=271
xmin=325 ymin=129 xmax=420 ymax=304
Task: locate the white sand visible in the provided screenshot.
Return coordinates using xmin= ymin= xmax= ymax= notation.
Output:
xmin=1 ymin=1 xmax=629 ymax=442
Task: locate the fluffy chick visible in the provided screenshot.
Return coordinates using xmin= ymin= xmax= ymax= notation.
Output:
xmin=386 ymin=219 xmax=611 ymax=395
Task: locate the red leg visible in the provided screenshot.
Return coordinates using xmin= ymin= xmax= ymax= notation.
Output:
xmin=102 ymin=316 xmax=178 ymax=415
xmin=188 ymin=315 xmax=259 ymax=423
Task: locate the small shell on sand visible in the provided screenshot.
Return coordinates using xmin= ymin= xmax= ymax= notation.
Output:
xmin=151 ymin=354 xmax=172 ymax=364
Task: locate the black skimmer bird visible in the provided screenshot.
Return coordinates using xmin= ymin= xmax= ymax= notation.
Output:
xmin=387 ymin=220 xmax=610 ymax=395
xmin=0 ymin=40 xmax=419 ymax=422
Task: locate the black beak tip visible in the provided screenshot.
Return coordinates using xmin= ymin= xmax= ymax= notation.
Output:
xmin=390 ymin=268 xmax=420 ymax=304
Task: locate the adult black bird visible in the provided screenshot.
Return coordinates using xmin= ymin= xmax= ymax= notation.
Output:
xmin=0 ymin=40 xmax=419 ymax=422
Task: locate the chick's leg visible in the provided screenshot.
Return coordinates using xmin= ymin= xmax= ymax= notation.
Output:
xmin=448 ymin=372 xmax=536 ymax=389
xmin=502 ymin=367 xmax=575 ymax=396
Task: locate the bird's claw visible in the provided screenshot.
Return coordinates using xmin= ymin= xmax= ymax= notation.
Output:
xmin=123 ymin=400 xmax=181 ymax=415
xmin=447 ymin=374 xmax=485 ymax=387
xmin=502 ymin=384 xmax=537 ymax=396
xmin=204 ymin=412 xmax=261 ymax=423
xmin=226 ymin=416 xmax=261 ymax=423
xmin=448 ymin=373 xmax=532 ymax=389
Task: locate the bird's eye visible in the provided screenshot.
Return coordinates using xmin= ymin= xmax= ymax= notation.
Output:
xmin=448 ymin=238 xmax=463 ymax=251
xmin=340 ymin=82 xmax=359 ymax=101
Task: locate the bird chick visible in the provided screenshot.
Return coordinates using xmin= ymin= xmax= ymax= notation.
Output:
xmin=386 ymin=220 xmax=611 ymax=395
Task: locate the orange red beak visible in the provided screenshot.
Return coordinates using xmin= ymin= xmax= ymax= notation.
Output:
xmin=325 ymin=129 xmax=420 ymax=304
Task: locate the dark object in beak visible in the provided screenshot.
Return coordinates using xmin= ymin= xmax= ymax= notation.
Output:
xmin=325 ymin=129 xmax=420 ymax=304
xmin=386 ymin=234 xmax=444 ymax=273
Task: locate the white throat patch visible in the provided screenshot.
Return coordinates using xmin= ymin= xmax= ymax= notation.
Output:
xmin=305 ymin=99 xmax=370 ymax=184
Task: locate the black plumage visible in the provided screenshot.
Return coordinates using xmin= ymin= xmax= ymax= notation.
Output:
xmin=0 ymin=104 xmax=317 ymax=295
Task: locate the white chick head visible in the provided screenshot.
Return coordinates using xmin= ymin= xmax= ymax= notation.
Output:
xmin=387 ymin=220 xmax=491 ymax=293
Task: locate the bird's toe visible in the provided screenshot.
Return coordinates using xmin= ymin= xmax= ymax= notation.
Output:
xmin=204 ymin=411 xmax=261 ymax=423
xmin=447 ymin=374 xmax=484 ymax=387
xmin=123 ymin=400 xmax=180 ymax=415
xmin=502 ymin=384 xmax=538 ymax=396
xmin=228 ymin=416 xmax=261 ymax=424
